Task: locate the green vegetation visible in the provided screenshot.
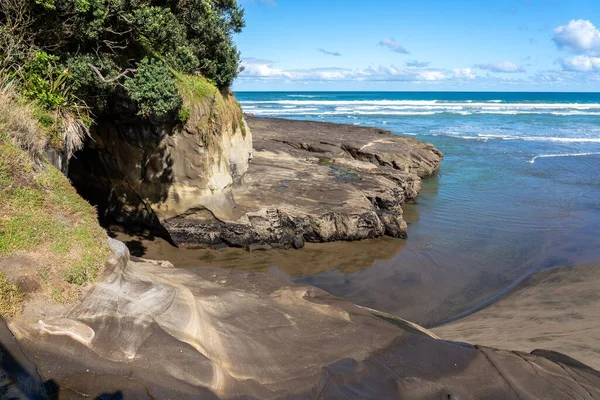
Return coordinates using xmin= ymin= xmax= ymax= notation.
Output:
xmin=1 ymin=0 xmax=245 ymax=119
xmin=0 ymin=86 xmax=109 ymax=315
xmin=176 ymin=74 xmax=245 ymax=146
xmin=124 ymin=58 xmax=182 ymax=117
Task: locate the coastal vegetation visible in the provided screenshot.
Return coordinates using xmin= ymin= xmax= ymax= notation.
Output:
xmin=0 ymin=0 xmax=246 ymax=315
xmin=0 ymin=84 xmax=109 ymax=314
xmin=0 ymin=0 xmax=245 ymax=120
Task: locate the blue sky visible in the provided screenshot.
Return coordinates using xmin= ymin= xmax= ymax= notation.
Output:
xmin=232 ymin=0 xmax=600 ymax=91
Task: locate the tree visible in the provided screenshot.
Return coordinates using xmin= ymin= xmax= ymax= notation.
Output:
xmin=0 ymin=0 xmax=245 ymax=117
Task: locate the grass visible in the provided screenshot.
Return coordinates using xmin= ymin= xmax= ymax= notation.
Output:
xmin=0 ymin=81 xmax=63 ymax=159
xmin=0 ymin=88 xmax=109 ymax=316
xmin=174 ymin=74 xmax=246 ymax=150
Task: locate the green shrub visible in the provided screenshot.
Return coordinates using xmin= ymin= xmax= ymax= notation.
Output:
xmin=21 ymin=51 xmax=70 ymax=110
xmin=124 ymin=58 xmax=182 ymax=117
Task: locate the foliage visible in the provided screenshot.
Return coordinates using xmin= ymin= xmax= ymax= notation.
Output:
xmin=0 ymin=95 xmax=110 ymax=312
xmin=124 ymin=58 xmax=181 ymax=117
xmin=0 ymin=0 xmax=245 ymax=117
xmin=21 ymin=51 xmax=71 ymax=110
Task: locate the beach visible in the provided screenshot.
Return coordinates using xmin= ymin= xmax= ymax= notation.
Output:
xmin=434 ymin=262 xmax=600 ymax=370
xmin=4 ymin=113 xmax=600 ymax=398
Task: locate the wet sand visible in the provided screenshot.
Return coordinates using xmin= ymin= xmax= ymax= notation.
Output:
xmin=110 ymin=229 xmax=405 ymax=277
xmin=111 ymin=227 xmax=600 ymax=372
xmin=434 ymin=262 xmax=600 ymax=370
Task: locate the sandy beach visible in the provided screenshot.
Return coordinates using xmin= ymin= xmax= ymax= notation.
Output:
xmin=434 ymin=262 xmax=600 ymax=370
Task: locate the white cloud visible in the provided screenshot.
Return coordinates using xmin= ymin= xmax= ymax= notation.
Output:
xmin=559 ymin=55 xmax=600 ymax=72
xmin=553 ymin=19 xmax=600 ymax=55
xmin=453 ymin=68 xmax=476 ymax=79
xmin=240 ymin=59 xmax=476 ymax=82
xmin=475 ymin=61 xmax=525 ymax=73
xmin=378 ymin=38 xmax=409 ymax=54
xmin=405 ymin=60 xmax=430 ymax=68
xmin=317 ymin=48 xmax=341 ymax=57
xmin=240 ymin=58 xmax=291 ymax=78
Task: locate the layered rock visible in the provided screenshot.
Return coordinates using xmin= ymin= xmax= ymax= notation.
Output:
xmin=5 ymin=240 xmax=600 ymax=399
xmin=165 ymin=117 xmax=442 ymax=249
xmin=68 ymin=89 xmax=252 ymax=232
xmin=69 ymin=104 xmax=441 ymax=248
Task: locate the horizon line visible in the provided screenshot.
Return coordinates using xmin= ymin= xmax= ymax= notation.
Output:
xmin=233 ymin=89 xmax=600 ymax=94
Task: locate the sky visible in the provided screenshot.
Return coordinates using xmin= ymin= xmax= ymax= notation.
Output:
xmin=232 ymin=0 xmax=600 ymax=91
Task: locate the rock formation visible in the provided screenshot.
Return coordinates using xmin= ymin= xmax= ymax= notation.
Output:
xmin=68 ymin=90 xmax=252 ymax=237
xmin=5 ymin=240 xmax=600 ymax=399
xmin=70 ymin=112 xmax=442 ymax=249
xmin=166 ymin=117 xmax=442 ymax=249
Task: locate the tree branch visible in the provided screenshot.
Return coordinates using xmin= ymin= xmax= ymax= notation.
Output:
xmin=88 ymin=63 xmax=136 ymax=83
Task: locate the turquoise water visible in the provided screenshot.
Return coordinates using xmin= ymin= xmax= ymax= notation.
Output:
xmin=236 ymin=92 xmax=600 ymax=327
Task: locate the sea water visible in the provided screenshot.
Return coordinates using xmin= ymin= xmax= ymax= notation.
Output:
xmin=235 ymin=92 xmax=600 ymax=327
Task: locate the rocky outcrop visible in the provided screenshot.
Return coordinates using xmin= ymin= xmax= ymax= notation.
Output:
xmin=69 ymin=107 xmax=441 ymax=249
xmin=5 ymin=240 xmax=600 ymax=399
xmin=68 ymin=90 xmax=252 ymax=232
xmin=165 ymin=117 xmax=442 ymax=249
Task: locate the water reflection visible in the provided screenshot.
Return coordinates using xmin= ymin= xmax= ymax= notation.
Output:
xmin=112 ymin=231 xmax=406 ymax=277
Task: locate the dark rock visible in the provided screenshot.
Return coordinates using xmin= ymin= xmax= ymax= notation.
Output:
xmin=68 ymin=114 xmax=442 ymax=249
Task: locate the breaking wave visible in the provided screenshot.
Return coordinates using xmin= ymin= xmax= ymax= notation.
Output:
xmin=529 ymin=152 xmax=600 ymax=164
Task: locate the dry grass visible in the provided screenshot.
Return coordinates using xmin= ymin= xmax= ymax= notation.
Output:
xmin=0 ymin=86 xmax=109 ymax=317
xmin=175 ymin=75 xmax=246 ymax=151
xmin=60 ymin=110 xmax=89 ymax=159
xmin=0 ymin=79 xmax=47 ymax=161
xmin=0 ymin=271 xmax=23 ymax=317
xmin=0 ymin=79 xmax=89 ymax=163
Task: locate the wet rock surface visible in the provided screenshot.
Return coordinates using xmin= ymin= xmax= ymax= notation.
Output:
xmin=166 ymin=117 xmax=443 ymax=248
xmin=4 ymin=240 xmax=600 ymax=399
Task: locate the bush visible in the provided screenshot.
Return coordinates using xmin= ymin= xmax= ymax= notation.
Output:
xmin=21 ymin=51 xmax=70 ymax=110
xmin=124 ymin=58 xmax=181 ymax=117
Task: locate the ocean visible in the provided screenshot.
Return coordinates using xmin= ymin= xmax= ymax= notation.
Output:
xmin=231 ymin=92 xmax=600 ymax=327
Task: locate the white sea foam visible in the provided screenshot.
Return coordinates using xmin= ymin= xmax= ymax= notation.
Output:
xmin=433 ymin=133 xmax=600 ymax=143
xmin=286 ymin=94 xmax=319 ymax=98
xmin=529 ymin=152 xmax=600 ymax=164
xmin=240 ymin=100 xmax=600 ymax=110
xmin=251 ymin=108 xmax=320 ymax=115
xmin=241 ymin=99 xmax=600 ymax=117
xmin=509 ymin=136 xmax=600 ymax=143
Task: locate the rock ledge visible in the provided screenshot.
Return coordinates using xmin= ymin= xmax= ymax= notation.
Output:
xmin=167 ymin=117 xmax=443 ymax=249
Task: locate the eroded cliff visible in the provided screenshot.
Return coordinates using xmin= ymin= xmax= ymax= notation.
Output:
xmin=68 ymin=76 xmax=252 ymax=235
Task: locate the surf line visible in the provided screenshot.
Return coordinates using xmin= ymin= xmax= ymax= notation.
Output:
xmin=529 ymin=152 xmax=600 ymax=164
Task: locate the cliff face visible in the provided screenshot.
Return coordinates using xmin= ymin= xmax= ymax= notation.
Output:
xmin=68 ymin=78 xmax=252 ymax=236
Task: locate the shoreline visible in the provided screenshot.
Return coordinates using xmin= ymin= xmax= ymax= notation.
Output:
xmin=434 ymin=262 xmax=600 ymax=370
xmin=5 ymin=239 xmax=599 ymax=398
